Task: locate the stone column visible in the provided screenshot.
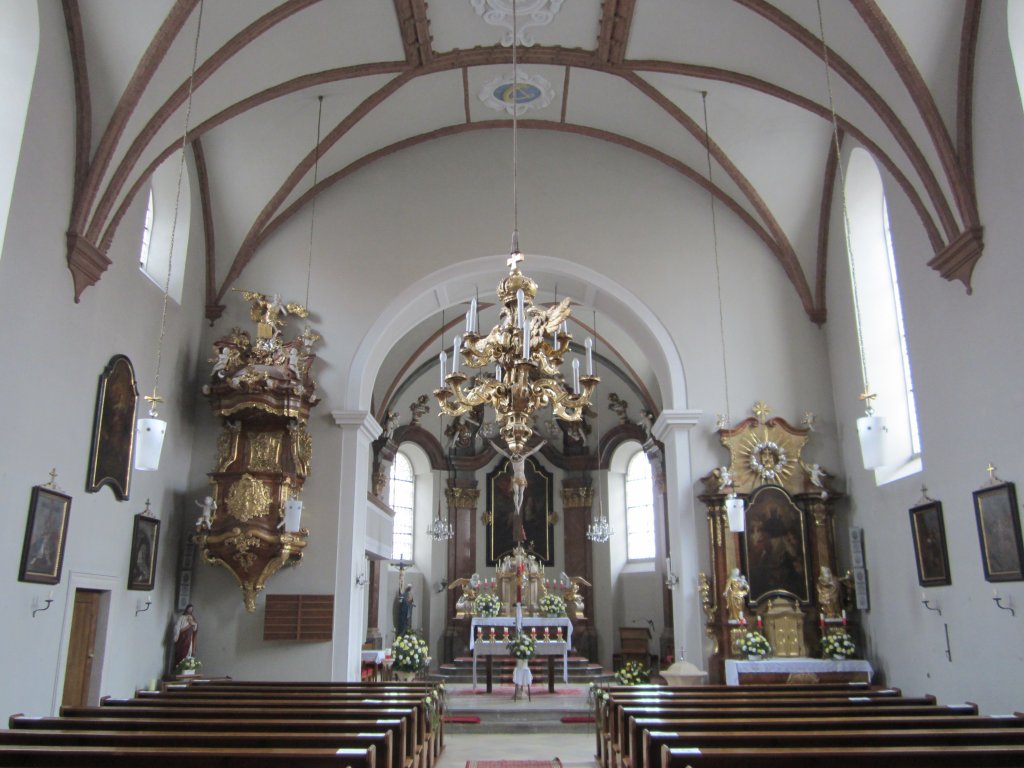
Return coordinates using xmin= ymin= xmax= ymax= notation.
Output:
xmin=651 ymin=409 xmax=703 ymax=670
xmin=561 ymin=481 xmax=597 ymax=661
xmin=443 ymin=483 xmax=479 ymax=662
xmin=644 ymin=440 xmax=675 ymax=666
xmin=331 ymin=410 xmax=382 ymax=680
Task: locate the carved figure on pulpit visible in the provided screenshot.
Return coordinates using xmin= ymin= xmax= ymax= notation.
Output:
xmin=723 ymin=568 xmax=749 ymax=623
xmin=817 ymin=566 xmax=841 ymax=619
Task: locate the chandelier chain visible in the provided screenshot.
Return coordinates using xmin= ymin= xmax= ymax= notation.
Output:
xmin=511 ymin=0 xmax=519 ymax=252
xmin=817 ymin=0 xmax=871 ymax=404
xmin=151 ymin=0 xmax=204 ymax=410
xmin=304 ymin=95 xmax=324 ymax=324
xmin=701 ymin=91 xmax=732 ymax=427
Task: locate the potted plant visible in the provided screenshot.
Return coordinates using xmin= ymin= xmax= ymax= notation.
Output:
xmin=737 ymin=630 xmax=771 ymax=659
xmin=175 ymin=656 xmax=202 ymax=676
xmin=538 ymin=592 xmax=566 ymax=617
xmin=391 ymin=632 xmax=430 ymax=680
xmin=614 ymin=659 xmax=651 ymax=686
xmin=506 ymin=631 xmax=536 ymax=668
xmin=473 ymin=592 xmax=501 ymax=617
xmin=821 ymin=631 xmax=856 ymax=659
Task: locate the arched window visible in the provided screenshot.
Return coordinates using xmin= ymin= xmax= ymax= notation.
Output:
xmin=1009 ymin=1 xmax=1024 ymax=112
xmin=138 ymin=150 xmax=191 ymax=302
xmin=844 ymin=148 xmax=922 ymax=480
xmin=389 ymin=451 xmax=415 ymax=562
xmin=625 ymin=451 xmax=656 ymax=560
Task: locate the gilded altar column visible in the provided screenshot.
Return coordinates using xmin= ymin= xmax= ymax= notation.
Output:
xmin=443 ymin=482 xmax=478 ymax=662
xmin=561 ymin=481 xmax=597 ymax=661
xmin=331 ymin=410 xmax=382 ymax=681
xmin=798 ymin=492 xmax=842 ymax=592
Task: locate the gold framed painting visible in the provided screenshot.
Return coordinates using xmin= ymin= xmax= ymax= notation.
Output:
xmin=19 ymin=485 xmax=72 ymax=584
xmin=909 ymin=500 xmax=951 ymax=587
xmin=128 ymin=512 xmax=160 ymax=591
xmin=973 ymin=482 xmax=1024 ymax=582
xmin=86 ymin=354 xmax=139 ymax=500
xmin=486 ymin=456 xmax=553 ymax=566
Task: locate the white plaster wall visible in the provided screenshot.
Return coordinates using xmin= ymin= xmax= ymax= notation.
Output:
xmin=0 ymin=0 xmax=205 ymax=716
xmin=823 ymin=2 xmax=1024 ymax=715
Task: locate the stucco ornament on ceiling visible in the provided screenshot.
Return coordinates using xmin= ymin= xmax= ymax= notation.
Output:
xmin=480 ymin=68 xmax=555 ymax=115
xmin=471 ymin=0 xmax=565 ymax=47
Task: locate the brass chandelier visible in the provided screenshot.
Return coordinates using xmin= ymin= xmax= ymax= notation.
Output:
xmin=433 ymin=0 xmax=597 ymax=456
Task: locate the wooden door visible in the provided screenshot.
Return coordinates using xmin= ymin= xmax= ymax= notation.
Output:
xmin=61 ymin=589 xmax=101 ymax=707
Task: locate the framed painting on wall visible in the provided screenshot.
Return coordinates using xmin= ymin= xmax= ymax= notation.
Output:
xmin=909 ymin=499 xmax=951 ymax=587
xmin=86 ymin=354 xmax=138 ymax=500
xmin=973 ymin=481 xmax=1024 ymax=582
xmin=486 ymin=455 xmax=553 ymax=566
xmin=19 ymin=485 xmax=72 ymax=584
xmin=128 ymin=512 xmax=160 ymax=590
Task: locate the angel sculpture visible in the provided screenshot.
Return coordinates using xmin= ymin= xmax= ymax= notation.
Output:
xmin=239 ymin=290 xmax=308 ymax=340
xmin=527 ymin=298 xmax=572 ymax=373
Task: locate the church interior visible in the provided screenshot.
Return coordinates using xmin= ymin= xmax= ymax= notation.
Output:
xmin=3 ymin=0 xmax=1024 ymax=755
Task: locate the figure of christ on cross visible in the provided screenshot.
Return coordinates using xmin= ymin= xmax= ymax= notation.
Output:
xmin=488 ymin=438 xmax=546 ymax=543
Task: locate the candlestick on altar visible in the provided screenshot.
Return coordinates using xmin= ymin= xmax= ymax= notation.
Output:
xmin=842 ymin=609 xmax=847 ymax=626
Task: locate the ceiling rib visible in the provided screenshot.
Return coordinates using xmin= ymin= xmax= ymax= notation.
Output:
xmin=191 ymin=137 xmax=221 ymax=321
xmin=955 ymin=1 xmax=982 ymax=225
xmin=62 ymin=0 xmax=91 ymax=217
xmin=813 ymin=131 xmax=842 ymax=327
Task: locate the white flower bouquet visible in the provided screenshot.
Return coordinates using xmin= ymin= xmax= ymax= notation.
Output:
xmin=821 ymin=631 xmax=856 ymax=658
xmin=392 ymin=632 xmax=430 ymax=673
xmin=737 ymin=630 xmax=771 ymax=657
xmin=473 ymin=592 xmax=501 ymax=617
xmin=175 ymin=656 xmax=202 ymax=673
xmin=538 ymin=593 xmax=566 ymax=617
xmin=506 ymin=631 xmax=536 ymax=660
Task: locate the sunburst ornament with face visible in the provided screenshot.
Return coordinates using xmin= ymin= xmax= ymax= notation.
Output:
xmin=719 ymin=402 xmax=810 ymax=495
xmin=745 ymin=437 xmax=791 ymax=484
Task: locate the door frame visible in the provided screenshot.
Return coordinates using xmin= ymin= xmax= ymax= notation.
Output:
xmin=51 ymin=572 xmax=119 ymax=714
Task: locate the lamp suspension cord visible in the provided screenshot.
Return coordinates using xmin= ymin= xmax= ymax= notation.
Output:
xmin=816 ymin=0 xmax=871 ymax=403
xmin=591 ymin=310 xmax=604 ymax=522
xmin=701 ymin=91 xmax=732 ymax=427
xmin=511 ymin=0 xmax=519 ymax=253
xmin=151 ymin=0 xmax=204 ymax=412
xmin=304 ymin=95 xmax=325 ymax=326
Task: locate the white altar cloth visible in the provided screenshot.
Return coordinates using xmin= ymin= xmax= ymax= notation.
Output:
xmin=469 ymin=616 xmax=573 ymax=649
xmin=724 ymin=657 xmax=873 ymax=686
xmin=469 ymin=616 xmax=573 ymax=688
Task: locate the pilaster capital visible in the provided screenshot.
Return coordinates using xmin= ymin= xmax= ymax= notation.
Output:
xmin=652 ymin=409 xmax=703 ymax=441
xmin=560 ymin=485 xmax=595 ymax=509
xmin=445 ymin=486 xmax=480 ymax=509
xmin=332 ymin=410 xmax=383 ymax=442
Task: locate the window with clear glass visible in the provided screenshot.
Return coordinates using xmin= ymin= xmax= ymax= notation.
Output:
xmin=844 ymin=147 xmax=922 ymax=477
xmin=1008 ymin=1 xmax=1024 ymax=113
xmin=138 ymin=189 xmax=154 ymax=268
xmin=625 ymin=450 xmax=656 ymax=560
xmin=389 ymin=451 xmax=415 ymax=562
xmin=138 ymin=150 xmax=190 ymax=302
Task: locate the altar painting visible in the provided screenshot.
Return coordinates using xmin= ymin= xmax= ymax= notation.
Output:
xmin=742 ymin=485 xmax=810 ymax=602
xmin=487 ymin=456 xmax=553 ymax=566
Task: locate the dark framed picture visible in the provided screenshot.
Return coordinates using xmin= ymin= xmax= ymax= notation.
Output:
xmin=128 ymin=513 xmax=160 ymax=590
xmin=909 ymin=500 xmax=952 ymax=587
xmin=741 ymin=485 xmax=810 ymax=603
xmin=486 ymin=456 xmax=554 ymax=566
xmin=973 ymin=482 xmax=1024 ymax=582
xmin=19 ymin=485 xmax=72 ymax=584
xmin=86 ymin=354 xmax=139 ymax=500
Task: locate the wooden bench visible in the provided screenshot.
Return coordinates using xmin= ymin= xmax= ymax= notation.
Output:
xmin=0 ymin=744 xmax=376 ymax=768
xmin=661 ymin=743 xmax=1024 ymax=767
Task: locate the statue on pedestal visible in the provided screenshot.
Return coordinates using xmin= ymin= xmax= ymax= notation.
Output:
xmin=723 ymin=568 xmax=750 ymax=623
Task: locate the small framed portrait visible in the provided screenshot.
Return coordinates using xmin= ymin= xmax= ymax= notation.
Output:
xmin=128 ymin=513 xmax=160 ymax=591
xmin=19 ymin=486 xmax=72 ymax=584
xmin=909 ymin=500 xmax=952 ymax=587
xmin=973 ymin=482 xmax=1024 ymax=582
xmin=86 ymin=354 xmax=139 ymax=500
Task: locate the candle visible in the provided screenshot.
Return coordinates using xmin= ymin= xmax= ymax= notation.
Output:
xmin=757 ymin=615 xmax=763 ymax=629
xmin=495 ymin=364 xmax=502 ymax=382
xmin=516 ymin=289 xmax=525 ymax=329
xmin=522 ymin=324 xmax=530 ymax=360
xmin=47 ymin=590 xmax=54 ymax=601
xmin=819 ymin=612 xmax=825 ymax=628
xmin=438 ymin=350 xmax=447 ymax=387
xmin=572 ymin=359 xmax=580 ymax=394
xmin=452 ymin=335 xmax=461 ymax=373
xmin=465 ymin=297 xmax=477 ymax=334
xmin=585 ymin=337 xmax=594 ymax=375
xmin=921 ymin=591 xmax=927 ymax=602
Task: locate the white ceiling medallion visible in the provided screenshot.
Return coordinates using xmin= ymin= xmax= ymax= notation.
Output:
xmin=471 ymin=0 xmax=565 ymax=47
xmin=479 ymin=68 xmax=555 ymax=116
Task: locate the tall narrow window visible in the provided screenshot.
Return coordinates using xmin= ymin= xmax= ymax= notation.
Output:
xmin=844 ymin=148 xmax=922 ymax=479
xmin=1008 ymin=1 xmax=1024 ymax=112
xmin=138 ymin=150 xmax=191 ymax=302
xmin=625 ymin=451 xmax=656 ymax=560
xmin=138 ymin=189 xmax=155 ymax=268
xmin=389 ymin=451 xmax=415 ymax=562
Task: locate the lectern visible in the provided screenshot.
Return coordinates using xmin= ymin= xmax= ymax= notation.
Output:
xmin=619 ymin=626 xmax=651 ymax=664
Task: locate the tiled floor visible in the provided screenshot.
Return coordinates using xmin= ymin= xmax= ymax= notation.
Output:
xmin=436 ymin=732 xmax=598 ymax=768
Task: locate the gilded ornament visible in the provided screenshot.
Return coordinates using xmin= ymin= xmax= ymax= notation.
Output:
xmin=226 ymin=473 xmax=272 ymax=522
xmin=560 ymin=486 xmax=594 ymax=509
xmin=249 ymin=432 xmax=283 ymax=472
xmin=289 ymin=423 xmax=313 ymax=477
xmin=445 ymin=486 xmax=480 ymax=509
xmin=216 ymin=422 xmax=241 ymax=471
xmin=372 ymin=470 xmax=387 ymax=499
xmin=229 ymin=531 xmax=262 ymax=570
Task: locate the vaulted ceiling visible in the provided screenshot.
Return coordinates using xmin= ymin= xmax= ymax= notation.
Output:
xmin=63 ymin=0 xmax=983 ymax=327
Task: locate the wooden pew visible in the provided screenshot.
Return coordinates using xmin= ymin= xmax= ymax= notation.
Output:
xmin=661 ymin=743 xmax=1024 ymax=767
xmin=0 ymin=744 xmax=376 ymax=768
xmin=10 ymin=715 xmax=409 ymax=768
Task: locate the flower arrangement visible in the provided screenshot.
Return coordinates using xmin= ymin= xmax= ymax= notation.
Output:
xmin=506 ymin=631 xmax=536 ymax=660
xmin=392 ymin=632 xmax=430 ymax=673
xmin=473 ymin=592 xmax=501 ymax=617
xmin=588 ymin=681 xmax=610 ymax=712
xmin=614 ymin=659 xmax=650 ymax=686
xmin=737 ymin=630 xmax=771 ymax=657
xmin=175 ymin=656 xmax=202 ymax=674
xmin=821 ymin=631 xmax=856 ymax=659
xmin=538 ymin=592 xmax=566 ymax=617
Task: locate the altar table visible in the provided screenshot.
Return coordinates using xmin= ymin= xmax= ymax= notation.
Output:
xmin=470 ymin=617 xmax=573 ymax=693
xmin=724 ymin=657 xmax=874 ymax=686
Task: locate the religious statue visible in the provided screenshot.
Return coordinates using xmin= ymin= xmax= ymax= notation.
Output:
xmin=723 ymin=568 xmax=749 ymax=623
xmin=608 ymin=392 xmax=630 ymax=424
xmin=409 ymin=394 xmax=430 ymax=425
xmin=195 ymin=496 xmax=216 ymax=528
xmin=637 ymin=410 xmax=655 ymax=439
xmin=488 ymin=438 xmax=546 ymax=518
xmin=395 ymin=585 xmax=415 ymax=635
xmin=717 ymin=465 xmax=734 ymax=491
xmin=239 ymin=290 xmax=308 ymax=341
xmin=816 ymin=566 xmax=841 ymax=619
xmin=381 ymin=410 xmax=399 ymax=441
xmin=173 ymin=604 xmax=199 ymax=668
